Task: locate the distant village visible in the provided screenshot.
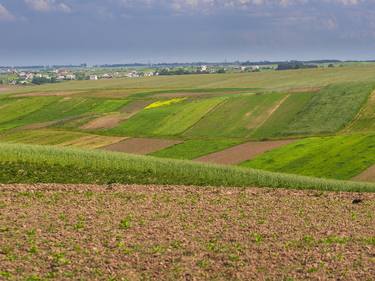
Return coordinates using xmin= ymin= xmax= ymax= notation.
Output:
xmin=0 ymin=60 xmax=342 ymax=86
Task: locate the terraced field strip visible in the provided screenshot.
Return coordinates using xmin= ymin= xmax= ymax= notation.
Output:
xmin=195 ymin=140 xmax=295 ymax=165
xmin=1 ymin=184 xmax=374 ymax=280
xmin=0 ymin=129 xmax=125 ymax=149
xmin=60 ymin=135 xmax=126 ymax=149
xmin=184 ymin=93 xmax=287 ymax=139
xmin=80 ymin=114 xmax=124 ymax=130
xmin=250 ymin=92 xmax=313 ymax=139
xmin=282 ymin=82 xmax=375 ymax=136
xmin=107 ymin=97 xmax=225 ymax=137
xmin=102 ymin=138 xmax=182 ymax=155
xmin=344 ymin=90 xmax=375 ymax=133
xmin=241 ymin=134 xmax=375 ymax=180
xmin=352 ymin=165 xmax=375 ymax=182
xmin=150 ymin=139 xmax=242 ymax=160
xmin=13 ymin=91 xmax=81 ymax=97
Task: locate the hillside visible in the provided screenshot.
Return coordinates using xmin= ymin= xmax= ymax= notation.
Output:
xmin=1 ymin=65 xmax=375 ymax=183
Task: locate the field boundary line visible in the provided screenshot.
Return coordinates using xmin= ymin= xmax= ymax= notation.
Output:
xmin=180 ymin=97 xmax=230 ymax=135
xmin=341 ymin=89 xmax=375 ymax=133
xmin=251 ymin=94 xmax=290 ymax=132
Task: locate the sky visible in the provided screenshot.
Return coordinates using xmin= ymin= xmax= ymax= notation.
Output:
xmin=0 ymin=0 xmax=375 ymax=65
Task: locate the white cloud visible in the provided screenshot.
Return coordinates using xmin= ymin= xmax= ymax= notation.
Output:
xmin=0 ymin=4 xmax=15 ymax=21
xmin=24 ymin=0 xmax=72 ymax=13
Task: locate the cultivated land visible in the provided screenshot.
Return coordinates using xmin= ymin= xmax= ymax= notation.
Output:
xmin=0 ymin=184 xmax=374 ymax=280
xmin=103 ymin=138 xmax=181 ymax=155
xmin=1 ymin=65 xmax=375 ymax=280
xmin=195 ymin=140 xmax=296 ymax=165
xmin=1 ymin=65 xmax=375 ymax=182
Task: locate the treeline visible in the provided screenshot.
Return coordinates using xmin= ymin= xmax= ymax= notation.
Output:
xmin=276 ymin=62 xmax=318 ymax=71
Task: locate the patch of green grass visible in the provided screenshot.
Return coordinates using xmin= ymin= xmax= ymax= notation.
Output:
xmin=344 ymin=90 xmax=375 ymax=133
xmin=241 ymin=134 xmax=375 ymax=180
xmin=3 ymin=97 xmax=129 ymax=130
xmin=283 ymin=82 xmax=375 ymax=136
xmin=184 ymin=93 xmax=286 ymax=138
xmin=106 ymin=97 xmax=224 ymax=137
xmin=0 ymin=97 xmax=54 ymax=131
xmin=0 ymin=130 xmax=85 ymax=146
xmin=150 ymin=139 xmax=241 ymax=160
xmin=0 ymin=142 xmax=374 ymax=192
xmin=250 ymin=92 xmax=313 ymax=139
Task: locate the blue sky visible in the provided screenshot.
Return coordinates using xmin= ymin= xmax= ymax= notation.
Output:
xmin=0 ymin=0 xmax=375 ymax=65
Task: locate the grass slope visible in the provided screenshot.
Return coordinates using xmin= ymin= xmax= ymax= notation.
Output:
xmin=241 ymin=134 xmax=375 ymax=180
xmin=283 ymin=82 xmax=375 ymax=136
xmin=107 ymin=97 xmax=224 ymax=137
xmin=1 ymin=97 xmax=129 ymax=130
xmin=185 ymin=93 xmax=286 ymax=139
xmin=250 ymin=92 xmax=313 ymax=139
xmin=0 ymin=97 xmax=53 ymax=131
xmin=344 ymin=90 xmax=375 ymax=133
xmin=150 ymin=139 xmax=241 ymax=160
xmin=0 ymin=130 xmax=123 ymax=149
xmin=0 ymin=143 xmax=374 ymax=192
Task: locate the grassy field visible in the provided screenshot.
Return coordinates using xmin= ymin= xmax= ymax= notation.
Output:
xmin=282 ymin=82 xmax=374 ymax=136
xmin=0 ymin=130 xmax=124 ymax=149
xmin=0 ymin=97 xmax=129 ymax=132
xmin=0 ymin=142 xmax=374 ymax=192
xmin=0 ymin=97 xmax=54 ymax=131
xmin=106 ymin=97 xmax=225 ymax=137
xmin=0 ymin=65 xmax=375 ymax=182
xmin=250 ymin=92 xmax=313 ymax=139
xmin=344 ymin=89 xmax=375 ymax=133
xmin=184 ymin=93 xmax=286 ymax=139
xmin=241 ymin=134 xmax=375 ymax=180
xmin=150 ymin=139 xmax=241 ymax=160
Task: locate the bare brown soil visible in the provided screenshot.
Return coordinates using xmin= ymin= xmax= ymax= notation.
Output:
xmin=102 ymin=138 xmax=181 ymax=155
xmin=14 ymin=92 xmax=78 ymax=97
xmin=287 ymin=87 xmax=321 ymax=93
xmin=80 ymin=114 xmax=125 ymax=130
xmin=21 ymin=121 xmax=58 ymax=130
xmin=120 ymin=100 xmax=152 ymax=117
xmin=0 ymin=184 xmax=374 ymax=280
xmin=81 ymin=100 xmax=153 ymax=130
xmin=195 ymin=140 xmax=295 ymax=165
xmin=353 ymin=165 xmax=375 ymax=182
xmin=0 ymin=86 xmax=11 ymax=93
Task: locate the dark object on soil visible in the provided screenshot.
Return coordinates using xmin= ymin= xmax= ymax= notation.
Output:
xmin=352 ymin=198 xmax=363 ymax=204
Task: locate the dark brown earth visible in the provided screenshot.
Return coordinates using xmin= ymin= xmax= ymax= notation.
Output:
xmin=102 ymin=137 xmax=181 ymax=155
xmin=195 ymin=140 xmax=295 ymax=165
xmin=0 ymin=184 xmax=374 ymax=280
xmin=353 ymin=165 xmax=375 ymax=182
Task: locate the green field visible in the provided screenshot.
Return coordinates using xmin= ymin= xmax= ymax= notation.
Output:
xmin=106 ymin=97 xmax=225 ymax=137
xmin=0 ymin=97 xmax=129 ymax=132
xmin=184 ymin=93 xmax=286 ymax=138
xmin=1 ymin=142 xmax=374 ymax=192
xmin=241 ymin=134 xmax=375 ymax=180
xmin=250 ymin=92 xmax=313 ymax=139
xmin=0 ymin=129 xmax=124 ymax=149
xmin=283 ymin=82 xmax=374 ymax=136
xmin=1 ymin=65 xmax=375 ymax=185
xmin=150 ymin=139 xmax=241 ymax=160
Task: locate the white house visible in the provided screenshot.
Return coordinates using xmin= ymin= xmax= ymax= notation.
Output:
xmin=65 ymin=74 xmax=76 ymax=80
xmin=201 ymin=65 xmax=208 ymax=71
xmin=89 ymin=75 xmax=98 ymax=80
